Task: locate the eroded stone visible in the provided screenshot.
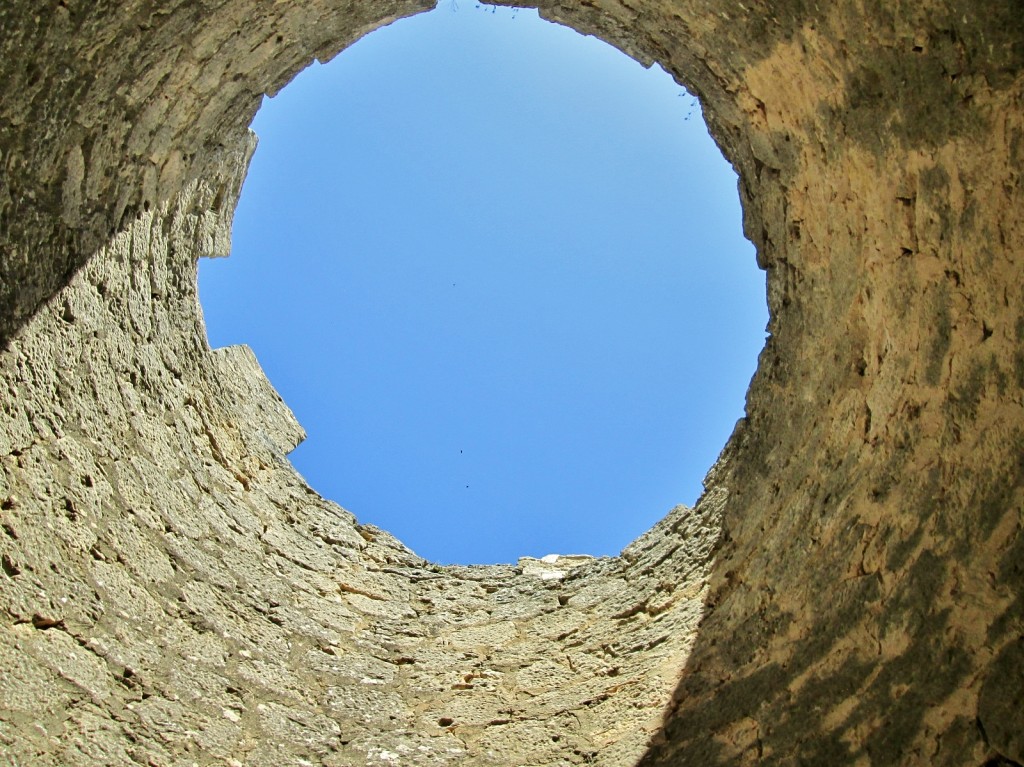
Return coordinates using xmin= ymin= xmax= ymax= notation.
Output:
xmin=0 ymin=0 xmax=1022 ymax=764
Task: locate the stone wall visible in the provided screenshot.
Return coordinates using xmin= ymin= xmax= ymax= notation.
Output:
xmin=1 ymin=1 xmax=1021 ymax=765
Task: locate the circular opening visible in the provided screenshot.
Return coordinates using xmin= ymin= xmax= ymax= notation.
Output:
xmin=199 ymin=6 xmax=766 ymax=564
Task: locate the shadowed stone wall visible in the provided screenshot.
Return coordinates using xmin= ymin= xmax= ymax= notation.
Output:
xmin=1 ymin=1 xmax=1021 ymax=765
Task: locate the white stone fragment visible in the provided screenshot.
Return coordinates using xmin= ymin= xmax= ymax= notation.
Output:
xmin=518 ymin=553 xmax=595 ymax=580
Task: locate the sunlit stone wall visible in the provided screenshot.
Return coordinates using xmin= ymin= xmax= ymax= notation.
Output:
xmin=1 ymin=1 xmax=1021 ymax=764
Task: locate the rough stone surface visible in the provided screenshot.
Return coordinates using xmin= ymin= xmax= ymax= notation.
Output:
xmin=1 ymin=0 xmax=1022 ymax=765
xmin=0 ymin=162 xmax=720 ymax=765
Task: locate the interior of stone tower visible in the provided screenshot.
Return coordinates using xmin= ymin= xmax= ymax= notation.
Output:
xmin=1 ymin=1 xmax=1022 ymax=765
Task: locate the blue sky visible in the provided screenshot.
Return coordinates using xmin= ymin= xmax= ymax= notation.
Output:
xmin=198 ymin=5 xmax=767 ymax=565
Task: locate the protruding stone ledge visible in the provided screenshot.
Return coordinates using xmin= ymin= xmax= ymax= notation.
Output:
xmin=209 ymin=343 xmax=306 ymax=455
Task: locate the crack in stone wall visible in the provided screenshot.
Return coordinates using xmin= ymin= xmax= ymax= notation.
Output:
xmin=1 ymin=0 xmax=1022 ymax=764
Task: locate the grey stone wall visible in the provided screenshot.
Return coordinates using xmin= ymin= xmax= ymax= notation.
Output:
xmin=0 ymin=142 xmax=722 ymax=765
xmin=1 ymin=1 xmax=1021 ymax=764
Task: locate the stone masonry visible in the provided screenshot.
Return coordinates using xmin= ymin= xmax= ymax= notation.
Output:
xmin=1 ymin=1 xmax=1022 ymax=765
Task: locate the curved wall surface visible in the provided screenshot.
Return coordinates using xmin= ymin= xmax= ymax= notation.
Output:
xmin=1 ymin=1 xmax=1022 ymax=765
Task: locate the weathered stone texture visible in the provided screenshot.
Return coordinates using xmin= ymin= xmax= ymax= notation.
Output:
xmin=1 ymin=0 xmax=1022 ymax=764
xmin=0 ymin=155 xmax=719 ymax=765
